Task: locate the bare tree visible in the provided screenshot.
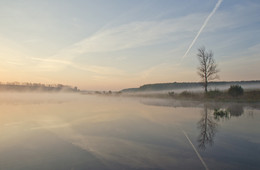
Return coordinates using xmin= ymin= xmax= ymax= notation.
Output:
xmin=197 ymin=46 xmax=219 ymax=93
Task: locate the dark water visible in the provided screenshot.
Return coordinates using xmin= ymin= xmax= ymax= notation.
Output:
xmin=0 ymin=93 xmax=259 ymax=170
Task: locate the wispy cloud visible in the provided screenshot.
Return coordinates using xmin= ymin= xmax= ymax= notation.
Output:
xmin=182 ymin=0 xmax=223 ymax=58
xmin=47 ymin=13 xmax=211 ymax=61
xmin=47 ymin=4 xmax=235 ymax=66
xmin=31 ymin=57 xmax=124 ymax=76
xmin=31 ymin=57 xmax=72 ymax=65
xmin=55 ymin=18 xmax=196 ymax=56
xmin=32 ymin=14 xmax=206 ymax=73
xmin=34 ymin=2 xmax=247 ymax=77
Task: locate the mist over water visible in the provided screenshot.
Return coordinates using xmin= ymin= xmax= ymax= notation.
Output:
xmin=0 ymin=93 xmax=259 ymax=170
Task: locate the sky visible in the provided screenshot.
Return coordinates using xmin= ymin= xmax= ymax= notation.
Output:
xmin=0 ymin=0 xmax=259 ymax=90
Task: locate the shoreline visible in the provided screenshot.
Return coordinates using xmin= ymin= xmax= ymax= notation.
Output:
xmin=93 ymin=89 xmax=260 ymax=103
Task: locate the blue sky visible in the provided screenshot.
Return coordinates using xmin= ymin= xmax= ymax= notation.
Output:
xmin=0 ymin=0 xmax=259 ymax=90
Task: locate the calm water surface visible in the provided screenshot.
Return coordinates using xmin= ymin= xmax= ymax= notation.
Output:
xmin=0 ymin=93 xmax=259 ymax=170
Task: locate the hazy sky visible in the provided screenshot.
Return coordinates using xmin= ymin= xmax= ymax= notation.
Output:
xmin=0 ymin=0 xmax=259 ymax=90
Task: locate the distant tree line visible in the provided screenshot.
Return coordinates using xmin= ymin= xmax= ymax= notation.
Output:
xmin=121 ymin=80 xmax=260 ymax=92
xmin=0 ymin=82 xmax=79 ymax=92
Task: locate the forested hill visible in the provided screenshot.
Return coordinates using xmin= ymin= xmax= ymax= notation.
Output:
xmin=121 ymin=81 xmax=260 ymax=92
xmin=0 ymin=82 xmax=79 ymax=92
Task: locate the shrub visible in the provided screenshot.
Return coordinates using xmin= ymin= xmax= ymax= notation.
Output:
xmin=179 ymin=91 xmax=194 ymax=98
xmin=214 ymin=109 xmax=230 ymax=120
xmin=206 ymin=89 xmax=222 ymax=98
xmin=168 ymin=91 xmax=175 ymax=97
xmin=228 ymin=85 xmax=244 ymax=97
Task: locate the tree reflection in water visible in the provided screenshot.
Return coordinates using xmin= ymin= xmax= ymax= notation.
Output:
xmin=197 ymin=103 xmax=246 ymax=150
xmin=197 ymin=105 xmax=218 ymax=151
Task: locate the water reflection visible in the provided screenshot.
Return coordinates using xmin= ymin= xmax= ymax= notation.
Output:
xmin=141 ymin=98 xmax=258 ymax=153
xmin=197 ymin=105 xmax=218 ymax=150
xmin=197 ymin=104 xmax=248 ymax=150
xmin=227 ymin=104 xmax=244 ymax=117
xmin=0 ymin=94 xmax=260 ymax=169
xmin=141 ymin=98 xmax=254 ymax=120
xmin=213 ymin=104 xmax=246 ymax=121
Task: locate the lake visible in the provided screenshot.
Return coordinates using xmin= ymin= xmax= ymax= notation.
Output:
xmin=0 ymin=93 xmax=259 ymax=170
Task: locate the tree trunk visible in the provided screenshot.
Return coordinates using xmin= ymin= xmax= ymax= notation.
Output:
xmin=205 ymin=81 xmax=208 ymax=93
xmin=205 ymin=73 xmax=208 ymax=93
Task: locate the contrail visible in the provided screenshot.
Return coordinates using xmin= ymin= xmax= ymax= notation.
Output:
xmin=182 ymin=130 xmax=209 ymax=170
xmin=182 ymin=0 xmax=223 ymax=58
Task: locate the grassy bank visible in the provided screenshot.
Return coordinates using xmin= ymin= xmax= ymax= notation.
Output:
xmin=168 ymin=89 xmax=260 ymax=102
xmin=112 ymin=89 xmax=260 ymax=103
xmin=88 ymin=87 xmax=260 ymax=103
